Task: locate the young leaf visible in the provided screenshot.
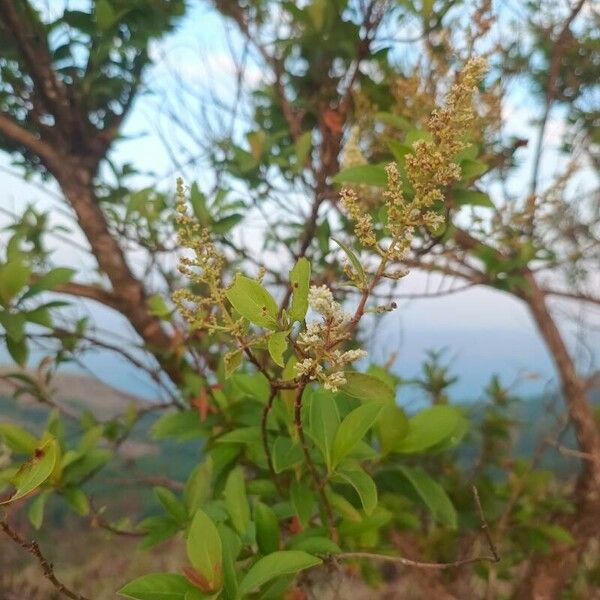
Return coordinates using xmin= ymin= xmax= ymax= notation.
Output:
xmin=238 ymin=551 xmax=321 ymax=596
xmin=331 ymin=402 xmax=384 ymax=469
xmin=254 ymin=502 xmax=280 ymax=554
xmin=397 ymin=466 xmax=457 ymax=529
xmin=186 ymin=509 xmax=223 ymax=591
xmin=21 ymin=267 xmax=75 ymax=301
xmin=0 ymin=259 xmax=31 ymax=306
xmin=118 ymin=573 xmax=204 ymax=600
xmin=154 ymin=486 xmax=187 ymax=523
xmin=332 ymin=238 xmax=365 ymax=286
xmin=290 ymin=480 xmax=315 ymax=527
xmin=394 ymin=405 xmax=466 ymax=454
xmin=289 ymin=257 xmax=311 ymax=321
xmin=377 ymin=403 xmax=409 ymax=454
xmin=332 ymin=164 xmax=387 ymax=187
xmin=225 ymin=274 xmax=278 ymax=329
xmin=28 ymin=490 xmax=50 ymax=529
xmin=62 ymin=486 xmax=90 ymax=516
xmin=307 ymin=390 xmax=339 ymax=471
xmin=1 ymin=438 xmax=58 ymax=505
xmin=335 ymin=466 xmax=378 ymax=515
xmin=342 ymin=371 xmax=395 ymax=403
xmin=272 ymin=436 xmax=303 ymax=473
xmin=0 ymin=423 xmax=38 ymax=454
xmin=224 ymin=467 xmax=250 ymax=536
xmin=268 ymin=331 xmax=288 ymax=367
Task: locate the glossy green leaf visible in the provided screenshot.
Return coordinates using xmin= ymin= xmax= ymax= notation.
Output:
xmin=186 ymin=509 xmax=223 ymax=591
xmin=0 ymin=423 xmax=38 ymax=454
xmin=332 ymin=238 xmax=365 ymax=285
xmin=335 ymin=466 xmax=378 ymax=515
xmin=224 ymin=467 xmax=250 ymax=535
xmin=332 ymin=164 xmax=387 ymax=187
xmin=289 ymin=257 xmax=311 ymax=321
xmin=272 ymin=436 xmax=303 ymax=473
xmin=453 ymin=189 xmax=494 ymax=208
xmin=238 ymin=551 xmax=321 ymax=596
xmin=255 ymin=502 xmax=280 ymax=554
xmin=377 ymin=403 xmax=409 ymax=454
xmin=397 ymin=466 xmax=457 ymax=529
xmin=342 ymin=372 xmax=395 ymax=403
xmin=0 ymin=259 xmax=30 ymax=305
xmin=291 ymin=480 xmax=315 ymax=526
xmin=394 ymin=405 xmax=466 ymax=454
xmin=225 ymin=274 xmax=278 ymax=329
xmin=289 ymin=535 xmax=341 ymax=555
xmin=331 ymin=402 xmax=384 ymax=469
xmin=155 ymin=486 xmax=187 ymax=523
xmin=63 ymin=486 xmax=90 ymax=516
xmin=28 ymin=490 xmax=50 ymax=529
xmin=152 ymin=411 xmax=205 ymax=441
xmin=268 ymin=331 xmax=288 ymax=367
xmin=308 ymin=390 xmax=339 ymax=471
xmin=118 ymin=573 xmax=205 ymax=600
xmin=21 ymin=268 xmax=75 ymax=301
xmin=1 ymin=438 xmax=58 ymax=505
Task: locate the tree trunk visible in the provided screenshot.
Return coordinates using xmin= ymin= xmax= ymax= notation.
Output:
xmin=522 ymin=270 xmax=600 ymax=502
xmin=512 ymin=271 xmax=600 ymax=599
xmin=56 ymin=162 xmax=181 ymax=384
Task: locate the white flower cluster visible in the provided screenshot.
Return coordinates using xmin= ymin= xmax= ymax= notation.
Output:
xmin=294 ymin=285 xmax=367 ymax=391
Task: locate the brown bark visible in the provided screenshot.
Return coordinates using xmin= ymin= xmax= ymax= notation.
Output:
xmin=54 ymin=163 xmax=181 ymax=382
xmin=522 ymin=270 xmax=600 ymax=502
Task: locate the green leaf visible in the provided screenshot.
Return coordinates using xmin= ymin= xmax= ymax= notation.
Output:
xmin=217 ymin=426 xmax=261 ymax=446
xmin=63 ymin=487 xmax=90 ymax=516
xmin=460 ymin=158 xmax=487 ymax=180
xmin=268 ymin=331 xmax=288 ymax=367
xmin=289 ymin=535 xmax=341 ymax=555
xmin=331 ymin=402 xmax=384 ymax=469
xmin=294 ymin=132 xmax=312 ymax=171
xmin=28 ymin=490 xmax=50 ymax=529
xmin=332 ymin=165 xmax=387 ymax=187
xmin=148 ymin=294 xmax=172 ymax=319
xmin=225 ymin=274 xmax=278 ymax=329
xmin=186 ymin=509 xmax=223 ymax=591
xmin=184 ymin=462 xmax=212 ymax=515
xmin=212 ymin=214 xmax=243 ymax=234
xmin=307 ymin=390 xmax=339 ymax=471
xmin=118 ymin=573 xmax=204 ymax=600
xmin=223 ymin=350 xmax=243 ymax=377
xmin=95 ymin=0 xmax=116 ymax=29
xmin=377 ymin=403 xmax=409 ymax=454
xmin=0 ymin=423 xmax=38 ymax=454
xmin=327 ymin=490 xmax=362 ymax=522
xmin=289 ymin=257 xmax=311 ymax=321
xmin=342 ymin=372 xmax=395 ymax=403
xmin=453 ymin=189 xmax=494 ymax=208
xmin=332 ymin=238 xmax=365 ymax=286
xmin=1 ymin=438 xmax=58 ymax=505
xmin=21 ymin=268 xmax=75 ymax=301
xmin=0 ymin=259 xmax=31 ymax=306
xmin=255 ymin=502 xmax=280 ymax=554
xmin=272 ymin=436 xmax=303 ymax=473
xmin=0 ymin=311 xmax=25 ymax=341
xmin=537 ymin=524 xmax=574 ymax=545
xmin=224 ymin=467 xmax=250 ymax=536
xmin=155 ymin=486 xmax=187 ymax=523
xmin=219 ymin=525 xmax=241 ymax=600
xmin=375 ymin=112 xmax=412 ymax=131
xmin=394 ymin=405 xmax=466 ymax=454
xmin=152 ymin=411 xmax=205 ymax=441
xmin=291 ymin=481 xmax=315 ymax=526
xmin=238 ymin=551 xmax=321 ymax=596
xmin=6 ymin=336 xmax=28 ymax=366
xmin=397 ymin=466 xmax=457 ymax=529
xmin=335 ymin=466 xmax=378 ymax=515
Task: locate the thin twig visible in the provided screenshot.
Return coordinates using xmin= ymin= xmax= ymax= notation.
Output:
xmin=335 ymin=485 xmax=499 ymax=570
xmin=0 ymin=516 xmax=92 ymax=600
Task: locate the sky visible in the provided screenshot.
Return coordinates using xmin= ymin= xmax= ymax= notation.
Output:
xmin=0 ymin=1 xmax=598 ymax=404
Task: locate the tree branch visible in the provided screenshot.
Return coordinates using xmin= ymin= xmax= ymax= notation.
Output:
xmin=0 ymin=516 xmax=92 ymax=600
